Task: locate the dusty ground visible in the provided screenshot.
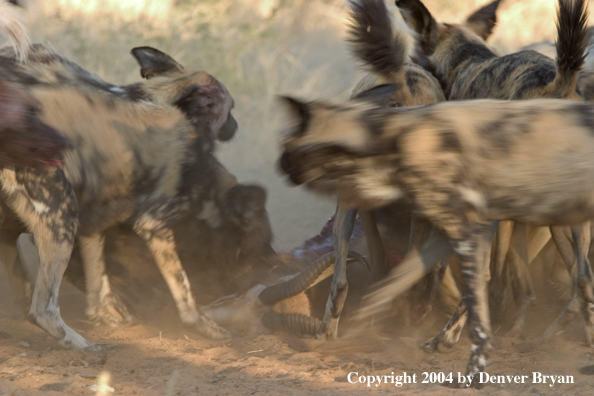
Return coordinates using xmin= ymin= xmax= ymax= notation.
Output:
xmin=2 ymin=265 xmax=594 ymax=396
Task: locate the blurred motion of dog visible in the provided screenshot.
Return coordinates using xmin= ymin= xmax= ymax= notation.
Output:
xmin=279 ymin=85 xmax=594 ymax=382
xmin=394 ymin=0 xmax=592 ymax=367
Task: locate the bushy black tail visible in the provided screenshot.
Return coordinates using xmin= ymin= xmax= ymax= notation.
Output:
xmin=551 ymin=0 xmax=589 ymax=98
xmin=346 ymin=0 xmax=408 ymax=81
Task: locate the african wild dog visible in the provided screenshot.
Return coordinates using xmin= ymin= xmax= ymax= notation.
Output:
xmin=0 ymin=81 xmax=238 ymax=349
xmin=0 ymin=44 xmax=237 ymax=151
xmin=397 ymin=0 xmax=587 ymax=101
xmin=0 ymin=13 xmax=239 ymax=329
xmin=315 ymin=0 xmax=447 ymax=341
xmin=278 ymin=87 xmax=594 ymax=384
xmin=397 ymin=0 xmax=591 ymax=349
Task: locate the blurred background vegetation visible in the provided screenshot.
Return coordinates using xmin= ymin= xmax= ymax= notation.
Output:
xmin=4 ymin=0 xmax=592 ymax=250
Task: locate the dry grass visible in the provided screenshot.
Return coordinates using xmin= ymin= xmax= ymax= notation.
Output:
xmin=7 ymin=0 xmax=594 ymax=249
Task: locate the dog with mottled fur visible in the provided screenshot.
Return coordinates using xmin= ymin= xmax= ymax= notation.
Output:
xmin=0 ymin=44 xmax=237 ymax=151
xmin=279 ymin=86 xmax=594 ymax=385
xmin=0 ymin=78 xmax=238 ymax=349
xmin=396 ymin=0 xmax=592 ymax=352
xmin=398 ymin=0 xmax=587 ymax=101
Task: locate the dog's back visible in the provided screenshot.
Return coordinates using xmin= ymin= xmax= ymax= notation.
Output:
xmin=397 ymin=0 xmax=589 ymax=101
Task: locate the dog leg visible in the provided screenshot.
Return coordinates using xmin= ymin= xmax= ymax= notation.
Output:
xmin=543 ymin=226 xmax=580 ymax=341
xmin=506 ymin=246 xmax=536 ymax=338
xmin=78 ymin=233 xmax=135 ymax=327
xmin=1 ymin=168 xmax=98 ymax=350
xmin=490 ymin=220 xmax=513 ymax=317
xmin=452 ymin=224 xmax=493 ymax=388
xmin=423 ymin=222 xmax=496 ymax=355
xmin=572 ymin=222 xmax=594 ymax=346
xmin=134 ymin=216 xmax=229 ymax=339
xmin=316 ymin=205 xmax=356 ymax=339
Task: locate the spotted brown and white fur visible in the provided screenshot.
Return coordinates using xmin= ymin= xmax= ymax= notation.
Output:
xmin=0 ymin=44 xmax=237 ymax=151
xmin=279 ymin=89 xmax=594 ymax=384
xmin=0 ymin=80 xmax=239 ymax=349
xmin=397 ymin=0 xmax=592 ymax=359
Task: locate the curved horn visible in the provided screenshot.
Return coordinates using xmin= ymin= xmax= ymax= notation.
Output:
xmin=258 ymin=251 xmax=369 ymax=306
xmin=261 ymin=312 xmax=322 ymax=337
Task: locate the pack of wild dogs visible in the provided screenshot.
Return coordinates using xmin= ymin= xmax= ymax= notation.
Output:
xmin=2 ymin=0 xmax=594 ymax=388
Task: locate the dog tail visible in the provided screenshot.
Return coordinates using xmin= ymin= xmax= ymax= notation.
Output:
xmin=346 ymin=0 xmax=409 ymax=85
xmin=549 ymin=0 xmax=589 ymax=98
xmin=0 ymin=0 xmax=31 ymax=63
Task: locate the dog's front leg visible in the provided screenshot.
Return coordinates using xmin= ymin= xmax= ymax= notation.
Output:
xmin=452 ymin=224 xmax=493 ymax=388
xmin=134 ymin=217 xmax=230 ymax=340
xmin=316 ymin=204 xmax=356 ymax=339
xmin=78 ymin=233 xmax=135 ymax=327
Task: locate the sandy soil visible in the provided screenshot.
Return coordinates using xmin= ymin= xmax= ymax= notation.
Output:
xmin=2 ymin=265 xmax=594 ymax=396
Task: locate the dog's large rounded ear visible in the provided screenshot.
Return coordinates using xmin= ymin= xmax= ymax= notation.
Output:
xmin=279 ymin=96 xmax=311 ymax=136
xmin=279 ymin=96 xmax=309 ymax=120
xmin=396 ymin=0 xmax=438 ymax=52
xmin=465 ymin=0 xmax=502 ymax=40
xmin=130 ymin=47 xmax=184 ymax=79
xmin=352 ymin=83 xmax=400 ymax=106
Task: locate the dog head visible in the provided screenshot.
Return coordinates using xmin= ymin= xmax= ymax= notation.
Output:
xmin=131 ymin=47 xmax=237 ymax=149
xmin=396 ymin=0 xmax=501 ymax=88
xmin=0 ymin=80 xmax=71 ymax=169
xmin=278 ymin=84 xmax=403 ymax=208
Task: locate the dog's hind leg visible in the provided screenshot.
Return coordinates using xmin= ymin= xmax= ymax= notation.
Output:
xmin=542 ymin=226 xmax=581 ymax=341
xmin=572 ymin=222 xmax=594 ymax=346
xmin=316 ymin=204 xmax=356 ymax=339
xmin=134 ymin=213 xmax=230 ymax=339
xmin=78 ymin=233 xmax=135 ymax=327
xmin=423 ymin=222 xmax=497 ymax=355
xmin=489 ymin=220 xmax=514 ymax=317
xmin=451 ymin=224 xmax=494 ymax=387
xmin=1 ymin=168 xmax=97 ymax=350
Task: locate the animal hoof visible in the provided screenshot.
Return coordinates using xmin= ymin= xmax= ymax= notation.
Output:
xmin=89 ymin=293 xmax=135 ymax=328
xmin=196 ymin=316 xmax=231 ymax=340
